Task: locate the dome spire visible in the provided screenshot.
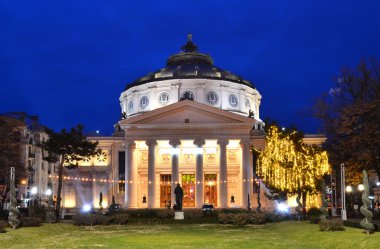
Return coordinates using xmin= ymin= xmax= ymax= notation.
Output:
xmin=181 ymin=33 xmax=198 ymax=52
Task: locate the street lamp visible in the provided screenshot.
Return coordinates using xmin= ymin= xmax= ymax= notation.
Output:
xmin=341 ymin=163 xmax=347 ymax=220
xmin=358 ymin=184 xmax=364 ymax=191
xmin=31 ymin=186 xmax=38 ymax=195
xmin=346 ymin=186 xmax=352 ymax=192
xmin=46 ymin=189 xmax=52 ymax=196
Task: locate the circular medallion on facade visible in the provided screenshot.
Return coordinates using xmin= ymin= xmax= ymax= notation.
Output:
xmin=228 ymin=94 xmax=238 ymax=107
xmin=140 ymin=96 xmax=149 ymax=109
xmin=140 ymin=151 xmax=148 ymax=163
xmin=207 ymin=153 xmax=215 ymax=163
xmin=158 ymin=92 xmax=170 ymax=105
xmin=128 ymin=99 xmax=134 ymax=113
xmin=206 ymin=91 xmax=218 ymax=105
xmin=162 ymin=154 xmax=170 ymax=163
xmin=183 ymin=154 xmax=193 ymax=163
xmin=228 ymin=151 xmax=237 ymax=162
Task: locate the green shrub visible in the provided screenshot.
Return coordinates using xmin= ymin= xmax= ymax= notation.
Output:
xmin=72 ymin=213 xmax=108 ymax=226
xmin=307 ymin=207 xmax=323 ymax=224
xmin=319 ymin=218 xmax=345 ymax=231
xmin=107 ymin=213 xmax=129 ymax=225
xmin=218 ymin=212 xmax=266 ymax=225
xmin=127 ymin=209 xmax=159 ymax=218
xmin=264 ymin=212 xmax=289 ymax=223
xmin=219 ymin=208 xmax=247 ymax=214
xmin=0 ymin=220 xmax=7 ymax=233
xmin=20 ymin=217 xmax=43 ymax=227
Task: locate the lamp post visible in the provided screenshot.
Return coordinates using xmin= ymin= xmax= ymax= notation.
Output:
xmin=341 ymin=163 xmax=347 ymax=220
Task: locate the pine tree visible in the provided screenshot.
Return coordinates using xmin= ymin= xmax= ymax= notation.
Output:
xmin=42 ymin=125 xmax=98 ymax=221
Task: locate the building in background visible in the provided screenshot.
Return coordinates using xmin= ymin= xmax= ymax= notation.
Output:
xmin=0 ymin=112 xmax=58 ymax=209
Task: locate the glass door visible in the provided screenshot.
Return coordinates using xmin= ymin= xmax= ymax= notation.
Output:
xmin=160 ymin=174 xmax=171 ymax=208
xmin=204 ymin=174 xmax=217 ymax=206
xmin=182 ymin=174 xmax=195 ymax=207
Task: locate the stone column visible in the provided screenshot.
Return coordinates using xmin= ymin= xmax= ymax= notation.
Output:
xmin=146 ymin=139 xmax=157 ymax=208
xmin=194 ymin=138 xmax=205 ymax=208
xmin=125 ymin=141 xmax=136 ymax=208
xmin=217 ymin=138 xmax=229 ymax=208
xmin=169 ymin=138 xmax=181 ymax=207
xmin=240 ymin=139 xmax=251 ymax=208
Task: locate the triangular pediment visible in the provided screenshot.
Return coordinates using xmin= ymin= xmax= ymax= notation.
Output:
xmin=119 ymin=100 xmax=255 ymax=126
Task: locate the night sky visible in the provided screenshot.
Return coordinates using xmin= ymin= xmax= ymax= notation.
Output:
xmin=1 ymin=1 xmax=380 ymax=135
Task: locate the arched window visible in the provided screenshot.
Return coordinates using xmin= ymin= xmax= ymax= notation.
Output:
xmin=159 ymin=92 xmax=170 ymax=105
xmin=206 ymin=91 xmax=218 ymax=105
xmin=140 ymin=96 xmax=149 ymax=109
xmin=128 ymin=99 xmax=134 ymax=113
xmin=181 ymin=91 xmax=196 ymax=101
xmin=228 ymin=94 xmax=238 ymax=107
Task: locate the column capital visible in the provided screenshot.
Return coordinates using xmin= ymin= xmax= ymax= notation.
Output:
xmin=169 ymin=138 xmax=181 ymax=147
xmin=239 ymin=138 xmax=251 ymax=147
xmin=145 ymin=139 xmax=157 ymax=147
xmin=124 ymin=141 xmax=136 ymax=149
xmin=193 ymin=138 xmax=205 ymax=147
xmin=217 ymin=138 xmax=229 ymax=146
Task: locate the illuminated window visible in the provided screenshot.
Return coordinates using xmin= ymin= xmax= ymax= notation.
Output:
xmin=159 ymin=92 xmax=170 ymax=105
xmin=140 ymin=96 xmax=149 ymax=109
xmin=206 ymin=91 xmax=218 ymax=105
xmin=228 ymin=94 xmax=238 ymax=107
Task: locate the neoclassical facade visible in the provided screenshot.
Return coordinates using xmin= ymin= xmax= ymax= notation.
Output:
xmin=59 ymin=37 xmax=322 ymax=211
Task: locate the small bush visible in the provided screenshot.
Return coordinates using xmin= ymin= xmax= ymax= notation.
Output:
xmin=0 ymin=220 xmax=7 ymax=233
xmin=0 ymin=210 xmax=9 ymax=220
xmin=72 ymin=213 xmax=108 ymax=226
xmin=319 ymin=218 xmax=345 ymax=231
xmin=107 ymin=213 xmax=129 ymax=225
xmin=307 ymin=207 xmax=323 ymax=224
xmin=20 ymin=217 xmax=43 ymax=227
xmin=264 ymin=212 xmax=290 ymax=223
xmin=218 ymin=212 xmax=266 ymax=225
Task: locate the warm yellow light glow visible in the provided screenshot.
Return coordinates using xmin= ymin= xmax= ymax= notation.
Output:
xmin=227 ymin=139 xmax=240 ymax=149
xmin=21 ymin=180 xmax=27 ymax=185
xmin=346 ymin=186 xmax=353 ymax=192
xmin=64 ymin=198 xmax=76 ymax=208
xmin=358 ymin=184 xmax=364 ymax=191
xmin=257 ymin=126 xmax=330 ymax=207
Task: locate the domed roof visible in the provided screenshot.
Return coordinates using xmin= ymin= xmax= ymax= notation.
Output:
xmin=125 ymin=35 xmax=254 ymax=90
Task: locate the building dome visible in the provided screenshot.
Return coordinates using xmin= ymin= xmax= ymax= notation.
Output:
xmin=120 ymin=35 xmax=262 ymax=120
xmin=126 ymin=35 xmax=253 ymax=90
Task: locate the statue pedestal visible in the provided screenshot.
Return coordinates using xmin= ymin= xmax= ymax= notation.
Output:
xmin=174 ymin=211 xmax=184 ymax=220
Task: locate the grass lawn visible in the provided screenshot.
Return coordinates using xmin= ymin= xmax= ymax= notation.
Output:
xmin=1 ymin=221 xmax=379 ymax=249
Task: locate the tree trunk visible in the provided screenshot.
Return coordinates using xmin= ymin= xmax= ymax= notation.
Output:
xmin=55 ymin=159 xmax=64 ymax=222
xmin=302 ymin=191 xmax=307 ymax=219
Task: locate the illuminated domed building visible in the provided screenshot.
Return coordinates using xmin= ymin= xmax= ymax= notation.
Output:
xmin=59 ymin=35 xmax=322 ymax=213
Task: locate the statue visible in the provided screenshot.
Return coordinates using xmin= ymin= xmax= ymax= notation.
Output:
xmin=248 ymin=110 xmax=254 ymax=118
xmin=174 ymin=183 xmax=183 ymax=211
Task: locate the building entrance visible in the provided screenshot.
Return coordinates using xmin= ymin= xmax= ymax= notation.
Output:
xmin=182 ymin=174 xmax=195 ymax=207
xmin=204 ymin=174 xmax=217 ymax=206
xmin=160 ymin=174 xmax=171 ymax=208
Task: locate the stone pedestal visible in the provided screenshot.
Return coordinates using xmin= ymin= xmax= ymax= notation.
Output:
xmin=174 ymin=211 xmax=184 ymax=220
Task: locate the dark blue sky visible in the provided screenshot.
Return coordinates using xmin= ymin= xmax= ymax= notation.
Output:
xmin=1 ymin=1 xmax=380 ymax=135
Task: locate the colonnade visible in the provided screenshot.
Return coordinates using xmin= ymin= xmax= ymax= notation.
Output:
xmin=124 ymin=138 xmax=252 ymax=208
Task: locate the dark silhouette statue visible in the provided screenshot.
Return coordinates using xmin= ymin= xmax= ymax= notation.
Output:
xmin=174 ymin=183 xmax=184 ymax=211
